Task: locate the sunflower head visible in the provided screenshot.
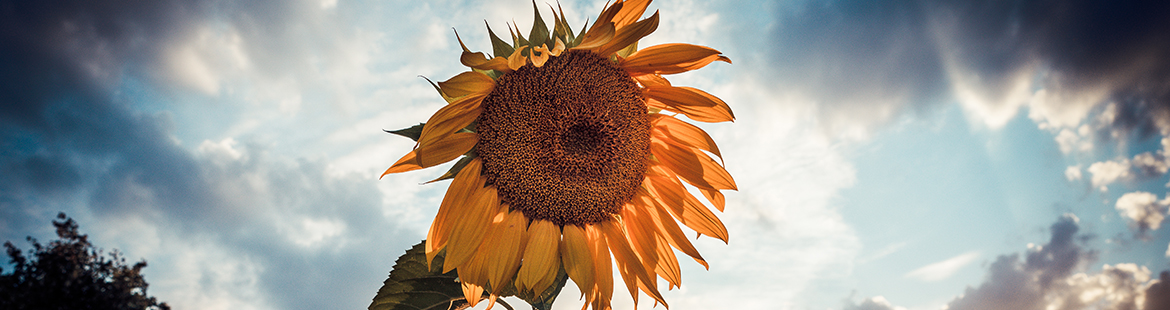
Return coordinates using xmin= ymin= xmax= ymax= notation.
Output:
xmin=382 ymin=1 xmax=734 ymax=309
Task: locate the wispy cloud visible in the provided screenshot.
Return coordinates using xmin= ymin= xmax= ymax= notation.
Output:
xmin=904 ymin=251 xmax=981 ymax=282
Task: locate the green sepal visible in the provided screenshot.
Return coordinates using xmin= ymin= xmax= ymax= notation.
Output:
xmin=509 ymin=23 xmax=530 ymax=51
xmin=420 ymin=76 xmax=456 ymax=103
xmin=385 ymin=123 xmax=425 ymax=142
xmin=571 ymin=19 xmax=588 ymax=47
xmin=370 ymin=241 xmax=479 ymax=310
xmin=515 ymin=269 xmax=569 ymax=310
xmin=486 ymin=21 xmax=515 ymax=59
xmin=551 ymin=2 xmax=576 ymax=45
xmin=528 ymin=1 xmax=550 ymax=49
xmin=423 ymin=153 xmax=475 ymax=184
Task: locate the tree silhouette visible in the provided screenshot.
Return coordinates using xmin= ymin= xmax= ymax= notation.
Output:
xmin=0 ymin=213 xmax=169 ymax=310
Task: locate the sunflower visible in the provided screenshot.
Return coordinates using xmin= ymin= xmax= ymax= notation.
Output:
xmin=382 ymin=0 xmax=734 ymax=309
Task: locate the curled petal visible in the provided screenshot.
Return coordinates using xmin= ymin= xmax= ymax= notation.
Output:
xmin=623 ymin=43 xmax=732 ymax=75
xmin=550 ymin=37 xmax=565 ymax=57
xmin=532 ymin=44 xmax=551 ymax=67
xmin=508 ymin=46 xmax=529 ymax=70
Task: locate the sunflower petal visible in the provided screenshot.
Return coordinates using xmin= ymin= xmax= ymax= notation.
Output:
xmin=550 ymin=37 xmax=565 ymax=57
xmin=438 ymin=71 xmax=495 ymax=98
xmin=623 ymin=43 xmax=731 ymax=75
xmin=601 ymin=219 xmax=667 ymax=307
xmin=516 ymin=219 xmax=561 ymax=296
xmin=644 ymin=85 xmax=734 ymax=123
xmin=651 ymin=113 xmax=723 ymax=160
xmin=560 ymin=224 xmax=594 ymax=298
xmin=633 ymin=73 xmax=671 ymax=87
xmin=645 ymin=173 xmax=729 ymax=242
xmin=586 ymin=1 xmax=624 ymax=36
xmin=416 ymin=132 xmax=478 ymax=168
xmin=444 ymin=184 xmax=500 ymax=273
xmin=612 ymin=0 xmax=651 ymax=29
xmin=381 ymin=149 xmax=423 ymax=177
xmin=484 ymin=207 xmax=527 ymax=294
xmin=650 ymin=141 xmax=736 ymax=191
xmin=573 ymin=22 xmax=615 ymax=50
xmin=531 ymin=44 xmax=551 ymax=67
xmin=654 ymin=233 xmax=681 ymax=289
xmin=462 ymin=281 xmax=485 ymax=308
xmin=595 ymin=10 xmax=658 ymax=56
xmin=508 ymin=46 xmax=529 ymax=70
xmin=426 ymin=158 xmax=482 ymax=266
xmin=638 ymin=191 xmax=708 ymax=268
xmin=701 ymin=187 xmax=726 ymax=212
xmin=585 ymin=224 xmax=613 ymax=310
xmin=416 ymin=93 xmax=485 ymax=151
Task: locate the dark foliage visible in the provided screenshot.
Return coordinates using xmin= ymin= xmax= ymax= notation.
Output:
xmin=0 ymin=213 xmax=169 ymax=310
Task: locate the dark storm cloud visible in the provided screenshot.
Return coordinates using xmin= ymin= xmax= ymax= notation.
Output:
xmin=1 ymin=1 xmax=411 ymax=309
xmin=766 ymin=0 xmax=1170 ymax=131
xmin=944 ymin=216 xmax=1157 ymax=310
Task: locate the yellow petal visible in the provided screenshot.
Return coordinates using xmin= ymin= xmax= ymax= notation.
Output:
xmin=508 ymin=45 xmax=529 ymax=70
xmin=644 ymin=85 xmax=735 ymax=123
xmin=462 ymin=281 xmax=485 ymax=308
xmin=550 ymin=37 xmax=565 ymax=57
xmin=416 ymin=93 xmax=485 ymax=152
xmin=585 ymin=1 xmax=624 ymax=38
xmin=595 ymin=11 xmax=658 ymax=56
xmin=426 ymin=158 xmax=483 ymax=267
xmin=632 ymin=73 xmax=671 ymax=87
xmin=444 ymin=185 xmax=500 ymax=273
xmin=701 ymin=187 xmax=725 ymax=212
xmin=560 ymin=224 xmax=594 ymax=298
xmin=611 ymin=0 xmax=651 ymax=29
xmin=380 ymin=149 xmax=423 ymax=177
xmin=438 ymin=71 xmax=495 ymax=98
xmin=601 ymin=219 xmax=666 ymax=307
xmin=645 ymin=173 xmax=729 ymax=242
xmin=516 ymin=219 xmax=561 ymax=296
xmin=416 ymin=132 xmax=478 ymax=168
xmin=653 ymin=233 xmax=681 ymax=289
xmin=461 ymin=52 xmax=512 ymax=72
xmin=634 ymin=190 xmax=708 ymax=268
xmin=650 ymin=140 xmax=736 ymax=191
xmin=585 ymin=224 xmax=613 ymax=310
xmin=531 ymin=44 xmax=551 ymax=68
xmin=572 ymin=22 xmax=615 ymax=50
xmin=651 ymin=113 xmax=723 ymax=160
xmin=623 ymin=43 xmax=732 ymax=75
xmin=484 ymin=207 xmax=527 ymax=294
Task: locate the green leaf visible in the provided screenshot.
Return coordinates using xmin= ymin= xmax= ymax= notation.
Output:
xmin=385 ymin=124 xmax=425 ymax=142
xmin=528 ymin=0 xmax=550 ymax=49
xmin=369 ymin=241 xmax=467 ymax=310
xmin=486 ymin=22 xmax=515 ymax=59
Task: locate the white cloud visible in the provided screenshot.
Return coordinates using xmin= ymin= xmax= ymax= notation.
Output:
xmin=904 ymin=251 xmax=981 ymax=282
xmin=1114 ymin=191 xmax=1169 ymax=232
xmin=843 ymin=296 xmax=906 ymax=310
xmin=1065 ymin=165 xmax=1083 ymax=182
xmin=1088 ymin=159 xmax=1131 ymax=192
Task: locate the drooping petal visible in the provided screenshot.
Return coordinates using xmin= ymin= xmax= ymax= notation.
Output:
xmin=634 ymin=189 xmax=708 ymax=268
xmin=601 ymin=219 xmax=667 ymax=307
xmin=508 ymin=45 xmax=530 ymax=70
xmin=462 ymin=282 xmax=485 ymax=308
xmin=644 ymin=85 xmax=735 ymax=123
xmin=426 ymin=158 xmax=483 ymax=266
xmin=632 ymin=73 xmax=671 ymax=87
xmin=653 ymin=232 xmax=681 ymax=289
xmin=700 ymin=187 xmax=726 ymax=212
xmin=516 ymin=219 xmax=561 ymax=296
xmin=416 ymin=132 xmax=478 ymax=168
xmin=573 ymin=22 xmax=615 ymax=50
xmin=560 ymin=224 xmax=594 ymax=299
xmin=416 ymin=93 xmax=486 ymax=151
xmin=650 ymin=140 xmax=736 ymax=191
xmin=457 ymin=29 xmax=513 ymax=72
xmin=483 ymin=207 xmax=527 ymax=294
xmin=438 ymin=71 xmax=495 ymax=98
xmin=595 ymin=11 xmax=659 ymax=56
xmin=584 ymin=224 xmax=613 ymax=310
xmin=444 ymin=185 xmax=501 ymax=272
xmin=550 ymin=37 xmax=565 ymax=56
xmin=531 ymin=44 xmax=551 ymax=67
xmin=651 ymin=113 xmax=723 ymax=160
xmin=622 ymin=43 xmax=732 ymax=75
xmin=585 ymin=1 xmax=624 ymax=38
xmin=645 ymin=173 xmax=729 ymax=242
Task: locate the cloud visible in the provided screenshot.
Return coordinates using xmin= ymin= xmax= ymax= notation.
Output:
xmin=942 ymin=215 xmax=1166 ymax=310
xmin=842 ymin=296 xmax=905 ymax=310
xmin=1088 ymin=159 xmax=1133 ymax=192
xmin=1114 ymin=191 xmax=1170 ymax=234
xmin=904 ymin=251 xmax=981 ymax=282
xmin=1065 ymin=165 xmax=1084 ymax=182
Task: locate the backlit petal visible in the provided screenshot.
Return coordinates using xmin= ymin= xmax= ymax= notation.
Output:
xmin=380 ymin=150 xmax=423 ymax=177
xmin=645 ymin=173 xmax=729 ymax=242
xmin=483 ymin=207 xmax=527 ymax=294
xmin=636 ymin=190 xmax=708 ymax=268
xmin=611 ymin=0 xmax=651 ymax=29
xmin=595 ymin=11 xmax=659 ymax=56
xmin=651 ymin=113 xmax=723 ymax=160
xmin=650 ymin=140 xmax=736 ymax=191
xmin=444 ymin=185 xmax=500 ymax=272
xmin=560 ymin=224 xmax=594 ymax=298
xmin=426 ymin=158 xmax=483 ymax=266
xmin=644 ymin=85 xmax=735 ymax=123
xmin=516 ymin=219 xmax=561 ymax=296
xmin=601 ymin=219 xmax=666 ymax=307
xmin=623 ymin=43 xmax=731 ymax=75
xmin=462 ymin=282 xmax=485 ymax=308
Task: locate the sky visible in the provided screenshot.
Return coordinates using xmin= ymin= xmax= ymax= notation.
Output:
xmin=2 ymin=0 xmax=1170 ymax=309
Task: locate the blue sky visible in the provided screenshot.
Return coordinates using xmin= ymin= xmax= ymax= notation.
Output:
xmin=2 ymin=0 xmax=1170 ymax=309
